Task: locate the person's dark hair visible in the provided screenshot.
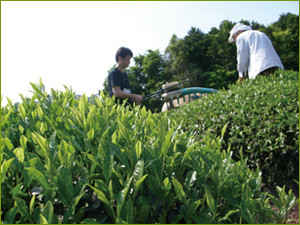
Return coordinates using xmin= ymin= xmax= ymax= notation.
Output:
xmin=115 ymin=47 xmax=133 ymax=62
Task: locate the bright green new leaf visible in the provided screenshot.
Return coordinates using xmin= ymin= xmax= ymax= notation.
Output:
xmin=135 ymin=140 xmax=142 ymax=160
xmin=161 ymin=127 xmax=175 ymax=158
xmin=2 ymin=138 xmax=14 ymax=151
xmin=39 ymin=214 xmax=48 ymax=224
xmin=221 ymin=123 xmax=228 ymax=139
xmin=173 ymin=178 xmax=186 ymax=203
xmin=20 ymin=135 xmax=28 ymax=150
xmin=109 ymin=180 xmax=114 ymax=201
xmin=18 ymin=104 xmax=26 ymax=120
xmin=163 ymin=177 xmax=172 ymax=192
xmin=13 ymin=147 xmax=25 ymax=163
xmin=30 ymin=195 xmax=36 ymax=214
xmin=87 ymin=128 xmax=95 ymax=141
xmin=32 ymin=132 xmax=48 ymax=154
xmin=1 ymin=158 xmax=14 ymax=183
xmin=58 ymin=140 xmax=75 ymax=166
xmin=19 ymin=125 xmax=24 ymax=134
xmin=30 ymin=82 xmax=45 ymax=98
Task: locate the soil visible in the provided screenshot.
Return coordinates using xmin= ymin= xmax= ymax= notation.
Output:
xmin=288 ymin=203 xmax=299 ymax=224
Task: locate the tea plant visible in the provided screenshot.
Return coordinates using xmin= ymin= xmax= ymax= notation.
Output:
xmin=168 ymin=70 xmax=299 ymax=189
xmin=1 ymin=79 xmax=298 ymax=223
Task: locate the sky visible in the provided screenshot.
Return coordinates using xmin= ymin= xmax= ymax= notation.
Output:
xmin=1 ymin=1 xmax=299 ymax=106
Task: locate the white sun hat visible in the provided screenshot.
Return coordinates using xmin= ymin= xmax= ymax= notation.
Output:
xmin=228 ymin=23 xmax=252 ymax=42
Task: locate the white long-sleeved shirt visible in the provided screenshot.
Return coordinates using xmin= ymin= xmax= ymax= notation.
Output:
xmin=236 ymin=30 xmax=284 ymax=79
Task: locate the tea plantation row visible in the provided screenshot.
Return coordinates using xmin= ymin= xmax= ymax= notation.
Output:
xmin=1 ymin=75 xmax=298 ymax=223
xmin=168 ymin=70 xmax=299 ymax=190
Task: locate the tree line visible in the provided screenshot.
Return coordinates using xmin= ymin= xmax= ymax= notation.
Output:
xmin=103 ymin=13 xmax=299 ymax=112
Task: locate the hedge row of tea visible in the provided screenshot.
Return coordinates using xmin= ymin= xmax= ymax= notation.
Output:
xmin=1 ymin=78 xmax=298 ymax=223
xmin=168 ymin=70 xmax=299 ymax=189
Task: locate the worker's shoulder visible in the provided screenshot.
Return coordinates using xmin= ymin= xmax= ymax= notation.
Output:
xmin=109 ymin=67 xmax=122 ymax=77
xmin=246 ymin=30 xmax=266 ymax=37
xmin=240 ymin=30 xmax=267 ymax=42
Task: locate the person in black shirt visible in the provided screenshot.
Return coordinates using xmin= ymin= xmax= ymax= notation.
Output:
xmin=108 ymin=47 xmax=143 ymax=105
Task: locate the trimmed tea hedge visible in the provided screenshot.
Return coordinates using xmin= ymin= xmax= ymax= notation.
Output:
xmin=168 ymin=70 xmax=299 ymax=188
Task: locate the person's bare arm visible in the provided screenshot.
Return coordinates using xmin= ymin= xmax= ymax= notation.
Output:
xmin=112 ymin=86 xmax=143 ymax=105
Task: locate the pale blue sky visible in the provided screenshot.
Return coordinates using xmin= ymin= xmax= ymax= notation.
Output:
xmin=1 ymin=1 xmax=299 ymax=106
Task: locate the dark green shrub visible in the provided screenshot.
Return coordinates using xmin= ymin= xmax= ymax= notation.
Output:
xmin=168 ymin=70 xmax=299 ymax=189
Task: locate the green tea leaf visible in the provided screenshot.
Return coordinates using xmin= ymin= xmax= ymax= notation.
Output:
xmin=20 ymin=135 xmax=28 ymax=150
xmin=173 ymin=178 xmax=186 ymax=203
xmin=11 ymin=183 xmax=27 ymax=198
xmin=30 ymin=82 xmax=45 ymax=98
xmin=25 ymin=167 xmax=49 ymax=190
xmin=18 ymin=104 xmax=26 ymax=120
xmin=57 ymin=166 xmax=74 ymax=209
xmin=135 ymin=140 xmax=142 ymax=160
xmin=4 ymin=207 xmax=18 ymax=224
xmin=218 ymin=209 xmax=239 ymax=223
xmin=103 ymin=149 xmax=114 ymax=183
xmin=87 ymin=128 xmax=95 ymax=141
xmin=161 ymin=127 xmax=175 ymax=158
xmin=204 ymin=186 xmax=217 ymax=216
xmin=41 ymin=201 xmax=54 ymax=224
xmin=134 ymin=174 xmax=148 ymax=199
xmin=32 ymin=132 xmax=48 ymax=154
xmin=1 ymin=158 xmax=14 ymax=183
xmin=163 ymin=177 xmax=172 ymax=192
xmin=39 ymin=214 xmax=48 ymax=224
xmin=15 ymin=197 xmax=31 ymax=221
xmin=88 ymin=184 xmax=112 ymax=207
xmin=30 ymin=195 xmax=36 ymax=214
xmin=133 ymin=160 xmax=144 ymax=185
xmin=116 ymin=177 xmax=133 ymax=217
xmin=2 ymin=138 xmax=14 ymax=151
xmin=13 ymin=147 xmax=25 ymax=163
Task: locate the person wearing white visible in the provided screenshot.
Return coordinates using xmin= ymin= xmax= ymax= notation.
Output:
xmin=228 ymin=23 xmax=284 ymax=81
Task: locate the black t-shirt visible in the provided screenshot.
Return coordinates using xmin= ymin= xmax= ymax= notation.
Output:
xmin=107 ymin=68 xmax=131 ymax=104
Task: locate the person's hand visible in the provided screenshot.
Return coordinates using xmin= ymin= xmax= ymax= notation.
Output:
xmin=237 ymin=77 xmax=245 ymax=82
xmin=132 ymin=94 xmax=143 ymax=105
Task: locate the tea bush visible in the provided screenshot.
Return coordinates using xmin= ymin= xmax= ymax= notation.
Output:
xmin=168 ymin=70 xmax=299 ymax=189
xmin=1 ymin=79 xmax=297 ymax=223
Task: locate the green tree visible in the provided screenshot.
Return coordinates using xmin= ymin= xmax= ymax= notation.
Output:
xmin=165 ymin=27 xmax=209 ymax=87
xmin=128 ymin=50 xmax=171 ymax=112
xmin=270 ymin=13 xmax=299 ymax=71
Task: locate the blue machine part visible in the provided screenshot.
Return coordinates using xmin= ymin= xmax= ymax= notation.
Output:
xmin=178 ymin=87 xmax=218 ymax=103
xmin=180 ymin=87 xmax=218 ymax=94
